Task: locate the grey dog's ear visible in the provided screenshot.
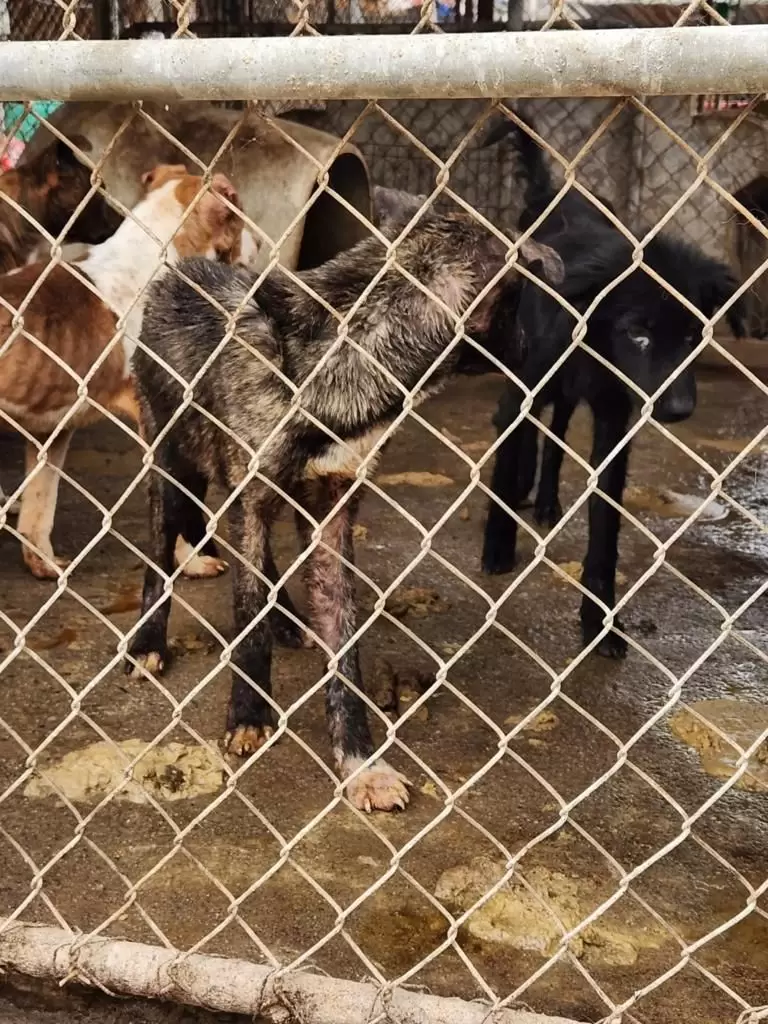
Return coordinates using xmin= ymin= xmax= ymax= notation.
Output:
xmin=519 ymin=239 xmax=564 ymax=285
xmin=373 ymin=186 xmax=427 ymax=235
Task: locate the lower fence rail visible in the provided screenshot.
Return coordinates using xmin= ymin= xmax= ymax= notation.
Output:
xmin=0 ymin=918 xmax=578 ymax=1024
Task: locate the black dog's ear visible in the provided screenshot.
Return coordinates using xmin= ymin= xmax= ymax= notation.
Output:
xmin=481 ymin=117 xmax=519 ymax=150
xmin=480 ymin=109 xmax=536 ymax=150
xmin=702 ymin=267 xmax=747 ymax=339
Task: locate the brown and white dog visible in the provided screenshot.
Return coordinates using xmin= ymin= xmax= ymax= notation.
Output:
xmin=0 ymin=163 xmax=251 ymax=579
xmin=0 ymin=136 xmax=122 ymax=514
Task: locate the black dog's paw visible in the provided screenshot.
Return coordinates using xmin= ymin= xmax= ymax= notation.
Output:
xmin=224 ymin=723 xmax=276 ymax=757
xmin=533 ymin=500 xmax=563 ymax=529
xmin=224 ymin=701 xmax=278 ymax=758
xmin=581 ymin=617 xmax=628 ymax=660
xmin=125 ymin=632 xmax=170 ymax=678
xmin=594 ymin=630 xmax=628 ymax=659
xmin=270 ymin=610 xmax=312 ymax=649
xmin=481 ymin=541 xmax=517 ymax=576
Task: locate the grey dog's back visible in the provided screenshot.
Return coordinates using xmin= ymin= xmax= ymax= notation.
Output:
xmin=134 ymin=208 xmax=559 ymax=493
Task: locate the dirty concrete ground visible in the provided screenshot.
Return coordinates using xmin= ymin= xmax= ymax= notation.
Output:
xmin=0 ymin=974 xmax=260 ymax=1024
xmin=1 ymin=369 xmax=768 ymax=1024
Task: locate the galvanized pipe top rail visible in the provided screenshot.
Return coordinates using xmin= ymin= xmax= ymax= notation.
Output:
xmin=0 ymin=26 xmax=766 ymax=102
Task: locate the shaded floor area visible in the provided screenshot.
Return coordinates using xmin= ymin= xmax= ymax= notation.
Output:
xmin=1 ymin=369 xmax=768 ymax=1024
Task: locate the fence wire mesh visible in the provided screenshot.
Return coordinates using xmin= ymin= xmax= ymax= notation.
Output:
xmin=0 ymin=4 xmax=768 ymax=1024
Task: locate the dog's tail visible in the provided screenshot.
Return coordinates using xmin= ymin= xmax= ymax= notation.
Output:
xmin=481 ymin=111 xmax=555 ymax=212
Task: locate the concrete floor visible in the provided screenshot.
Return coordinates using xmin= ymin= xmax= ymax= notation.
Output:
xmin=0 ymin=977 xmax=257 ymax=1024
xmin=1 ymin=369 xmax=768 ymax=1024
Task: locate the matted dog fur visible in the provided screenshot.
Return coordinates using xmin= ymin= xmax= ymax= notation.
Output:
xmin=126 ymin=209 xmax=562 ymax=813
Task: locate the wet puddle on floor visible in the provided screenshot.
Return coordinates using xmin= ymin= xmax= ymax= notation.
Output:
xmin=672 ymin=430 xmax=768 ymax=457
xmin=23 ymin=738 xmax=225 ymax=804
xmin=669 ymin=699 xmax=768 ymax=791
xmin=696 ymin=457 xmax=768 ymax=562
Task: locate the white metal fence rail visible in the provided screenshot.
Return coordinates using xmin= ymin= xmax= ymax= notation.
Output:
xmin=0 ymin=6 xmax=767 ymax=1024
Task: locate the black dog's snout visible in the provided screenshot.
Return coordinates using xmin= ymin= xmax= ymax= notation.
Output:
xmin=654 ymin=392 xmax=696 ymax=423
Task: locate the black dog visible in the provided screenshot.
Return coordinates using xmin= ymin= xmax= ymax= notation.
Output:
xmin=481 ymin=111 xmax=745 ymax=657
xmin=125 ymin=209 xmax=562 ymax=812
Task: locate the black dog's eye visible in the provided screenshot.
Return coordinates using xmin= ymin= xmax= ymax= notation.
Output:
xmin=631 ymin=334 xmax=651 ymax=352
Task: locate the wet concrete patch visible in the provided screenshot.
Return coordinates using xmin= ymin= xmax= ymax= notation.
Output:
xmin=24 ymin=739 xmax=225 ymax=804
xmin=673 ymin=429 xmax=768 ymax=457
xmin=624 ymin=486 xmax=728 ymax=522
xmin=669 ymin=700 xmax=768 ymax=791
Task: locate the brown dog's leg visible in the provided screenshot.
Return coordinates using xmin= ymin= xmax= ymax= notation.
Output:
xmin=304 ymin=475 xmax=410 ymax=813
xmin=19 ymin=431 xmax=74 ymax=580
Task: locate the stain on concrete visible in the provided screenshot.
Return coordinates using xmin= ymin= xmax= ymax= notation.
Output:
xmin=556 ymin=560 xmax=628 ymax=586
xmin=24 ymin=739 xmax=225 ymax=804
xmin=385 ymin=585 xmax=450 ymax=618
xmin=435 ymin=856 xmax=669 ymax=966
xmin=377 ymin=471 xmax=454 ymax=487
xmin=504 ymin=708 xmax=559 ymax=733
xmin=97 ymin=584 xmax=142 ymax=616
xmin=669 ymin=699 xmax=768 ymax=791
xmin=673 ymin=429 xmax=768 ymax=456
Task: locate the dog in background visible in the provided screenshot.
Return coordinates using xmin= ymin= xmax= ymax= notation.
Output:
xmin=0 ymin=164 xmax=249 ymax=579
xmin=480 ymin=111 xmax=745 ymax=657
xmin=0 ymin=134 xmax=121 ymax=272
xmin=0 ymin=135 xmax=123 ymax=513
xmin=125 ymin=211 xmax=563 ymax=812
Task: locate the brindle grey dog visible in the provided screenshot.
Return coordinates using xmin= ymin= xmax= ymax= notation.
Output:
xmin=157 ymin=185 xmax=437 ymax=652
xmin=372 ymin=185 xmax=428 ymax=237
xmin=125 ymin=210 xmax=562 ymax=813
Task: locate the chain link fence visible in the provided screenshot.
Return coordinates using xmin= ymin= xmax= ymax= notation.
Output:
xmin=4 ymin=2 xmax=767 ymax=313
xmin=0 ymin=4 xmax=768 ymax=1024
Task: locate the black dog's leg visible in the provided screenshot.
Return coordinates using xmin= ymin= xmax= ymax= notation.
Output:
xmin=516 ymin=412 xmax=540 ymax=510
xmin=580 ymin=407 xmax=631 ymax=659
xmin=224 ymin=491 xmax=277 ymax=756
xmin=482 ymin=386 xmax=538 ymax=575
xmin=304 ymin=475 xmax=409 ymax=812
xmin=534 ymin=392 xmax=577 ymax=528
xmin=126 ymin=449 xmax=191 ymax=677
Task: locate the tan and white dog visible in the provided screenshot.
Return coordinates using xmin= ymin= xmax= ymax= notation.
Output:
xmin=0 ymin=163 xmax=255 ymax=579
